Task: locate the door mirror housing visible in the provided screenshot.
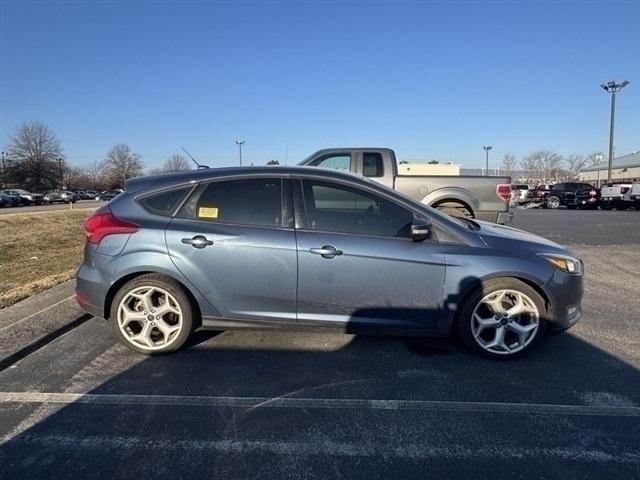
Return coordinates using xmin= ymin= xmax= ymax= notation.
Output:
xmin=410 ymin=217 xmax=432 ymax=242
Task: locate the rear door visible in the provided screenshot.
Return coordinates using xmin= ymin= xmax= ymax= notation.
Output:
xmin=294 ymin=178 xmax=446 ymax=329
xmin=165 ymin=176 xmax=298 ymax=322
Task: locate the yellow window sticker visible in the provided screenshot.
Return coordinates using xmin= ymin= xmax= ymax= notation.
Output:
xmin=198 ymin=207 xmax=219 ymax=219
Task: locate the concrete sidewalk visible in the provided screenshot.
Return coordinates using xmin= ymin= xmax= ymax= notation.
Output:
xmin=0 ymin=280 xmax=91 ymax=369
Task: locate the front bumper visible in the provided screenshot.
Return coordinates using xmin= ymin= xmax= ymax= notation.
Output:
xmin=544 ymin=269 xmax=584 ymax=333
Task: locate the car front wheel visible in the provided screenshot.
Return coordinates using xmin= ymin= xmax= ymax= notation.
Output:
xmin=110 ymin=274 xmax=195 ymax=355
xmin=457 ymin=278 xmax=547 ymax=359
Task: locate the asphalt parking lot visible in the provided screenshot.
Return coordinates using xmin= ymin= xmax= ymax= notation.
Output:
xmin=0 ymin=208 xmax=639 ymax=479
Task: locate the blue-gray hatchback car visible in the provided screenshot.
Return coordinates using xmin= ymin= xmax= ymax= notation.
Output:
xmin=76 ymin=167 xmax=583 ymax=359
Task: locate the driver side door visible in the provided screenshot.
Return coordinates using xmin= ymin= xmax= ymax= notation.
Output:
xmin=294 ymin=178 xmax=446 ymax=329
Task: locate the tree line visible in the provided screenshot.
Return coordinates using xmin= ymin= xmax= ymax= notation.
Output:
xmin=1 ymin=122 xmax=192 ymax=192
xmin=499 ymin=151 xmax=604 ymax=184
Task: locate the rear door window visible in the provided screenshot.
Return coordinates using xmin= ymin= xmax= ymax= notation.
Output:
xmin=179 ymin=178 xmax=284 ymax=228
xmin=362 ymin=152 xmax=384 ymax=177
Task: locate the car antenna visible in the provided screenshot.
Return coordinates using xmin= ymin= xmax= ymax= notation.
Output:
xmin=181 ymin=146 xmax=209 ymax=170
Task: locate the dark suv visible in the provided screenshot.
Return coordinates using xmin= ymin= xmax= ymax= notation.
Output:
xmin=544 ymin=182 xmax=598 ymax=209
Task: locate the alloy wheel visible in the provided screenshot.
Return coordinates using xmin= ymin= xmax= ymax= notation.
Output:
xmin=471 ymin=289 xmax=540 ymax=355
xmin=117 ymin=286 xmax=183 ymax=351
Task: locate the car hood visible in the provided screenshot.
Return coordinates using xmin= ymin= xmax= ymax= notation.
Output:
xmin=475 ymin=220 xmax=575 ymax=256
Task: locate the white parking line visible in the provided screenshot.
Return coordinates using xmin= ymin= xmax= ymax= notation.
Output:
xmin=1 ymin=391 xmax=639 ymax=417
xmin=0 ymin=296 xmax=74 ymax=333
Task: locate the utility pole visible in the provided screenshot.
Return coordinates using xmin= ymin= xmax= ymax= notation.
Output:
xmin=235 ymin=140 xmax=245 ymax=166
xmin=600 ymin=80 xmax=630 ymax=183
xmin=483 ymin=146 xmax=492 ymax=176
xmin=1 ymin=151 xmax=6 ymax=188
xmin=57 ymin=157 xmax=64 ymax=189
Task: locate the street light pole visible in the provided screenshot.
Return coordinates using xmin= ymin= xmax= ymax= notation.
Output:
xmin=1 ymin=151 xmax=6 ymax=189
xmin=600 ymin=80 xmax=630 ymax=183
xmin=57 ymin=157 xmax=64 ymax=189
xmin=483 ymin=146 xmax=492 ymax=176
xmin=235 ymin=140 xmax=245 ymax=166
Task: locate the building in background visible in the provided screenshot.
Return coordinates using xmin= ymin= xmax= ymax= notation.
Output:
xmin=579 ymin=151 xmax=640 ymax=186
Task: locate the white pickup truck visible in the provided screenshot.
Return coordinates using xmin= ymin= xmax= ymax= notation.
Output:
xmin=600 ymin=183 xmax=633 ymax=210
xmin=299 ymin=147 xmax=513 ymax=224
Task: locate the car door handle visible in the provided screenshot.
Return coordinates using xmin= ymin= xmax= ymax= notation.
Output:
xmin=181 ymin=235 xmax=214 ymax=249
xmin=309 ymin=245 xmax=343 ymax=259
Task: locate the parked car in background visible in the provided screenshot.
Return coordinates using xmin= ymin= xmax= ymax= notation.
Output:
xmin=526 ymin=184 xmax=552 ymax=206
xmin=543 ymin=182 xmax=597 ymax=209
xmin=600 ymin=184 xmax=633 ymax=210
xmin=84 ymin=190 xmax=98 ymax=199
xmin=574 ymin=186 xmax=600 ymax=209
xmin=0 ymin=192 xmax=21 ymax=207
xmin=76 ymin=166 xmax=584 ymax=360
xmin=630 ymin=183 xmax=640 ymax=210
xmin=299 ymin=148 xmax=513 ymax=223
xmin=44 ymin=190 xmax=77 ymax=203
xmin=96 ymin=190 xmax=123 ymax=202
xmin=510 ymin=184 xmax=530 ymax=205
xmin=0 ymin=189 xmax=45 ymax=206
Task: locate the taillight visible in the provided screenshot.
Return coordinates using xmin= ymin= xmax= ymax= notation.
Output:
xmin=496 ymin=184 xmax=511 ymax=202
xmin=84 ymin=209 xmax=139 ymax=244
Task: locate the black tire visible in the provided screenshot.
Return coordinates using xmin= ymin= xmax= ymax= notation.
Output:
xmin=601 ymin=203 xmax=612 ymax=210
xmin=434 ymin=202 xmax=474 ymax=219
xmin=110 ymin=273 xmax=196 ymax=355
xmin=457 ymin=278 xmax=547 ymax=360
xmin=546 ymin=196 xmax=561 ymax=209
xmin=635 ymin=201 xmax=640 ymax=211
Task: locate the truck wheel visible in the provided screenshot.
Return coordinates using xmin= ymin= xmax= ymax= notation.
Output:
xmin=546 ymin=196 xmax=561 ymax=209
xmin=635 ymin=201 xmax=640 ymax=211
xmin=457 ymin=278 xmax=547 ymax=360
xmin=434 ymin=202 xmax=473 ymax=219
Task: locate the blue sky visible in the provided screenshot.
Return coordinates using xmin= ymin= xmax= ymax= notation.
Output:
xmin=1 ymin=1 xmax=638 ymax=170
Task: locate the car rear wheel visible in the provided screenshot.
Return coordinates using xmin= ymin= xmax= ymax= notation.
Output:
xmin=457 ymin=278 xmax=547 ymax=359
xmin=546 ymin=196 xmax=560 ymax=209
xmin=111 ymin=274 xmax=195 ymax=355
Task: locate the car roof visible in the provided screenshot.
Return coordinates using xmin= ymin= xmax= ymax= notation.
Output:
xmin=124 ymin=166 xmax=365 ymax=195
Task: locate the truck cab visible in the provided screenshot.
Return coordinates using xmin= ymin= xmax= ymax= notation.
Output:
xmin=300 ymin=148 xmax=513 ymax=224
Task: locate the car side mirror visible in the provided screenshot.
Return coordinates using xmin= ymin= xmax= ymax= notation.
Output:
xmin=410 ymin=217 xmax=432 ymax=242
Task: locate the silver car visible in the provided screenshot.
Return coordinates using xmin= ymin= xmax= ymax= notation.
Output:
xmin=76 ymin=167 xmax=584 ymax=359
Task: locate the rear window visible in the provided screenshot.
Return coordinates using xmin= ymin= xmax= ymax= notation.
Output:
xmin=140 ymin=187 xmax=191 ymax=216
xmin=363 ymin=152 xmax=384 ymax=177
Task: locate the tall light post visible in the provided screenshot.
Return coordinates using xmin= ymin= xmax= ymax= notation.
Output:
xmin=600 ymin=80 xmax=630 ymax=183
xmin=57 ymin=157 xmax=64 ymax=189
xmin=235 ymin=140 xmax=245 ymax=166
xmin=1 ymin=151 xmax=6 ymax=188
xmin=483 ymin=146 xmax=492 ymax=176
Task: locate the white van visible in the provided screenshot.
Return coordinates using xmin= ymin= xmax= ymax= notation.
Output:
xmin=600 ymin=183 xmax=633 ymax=210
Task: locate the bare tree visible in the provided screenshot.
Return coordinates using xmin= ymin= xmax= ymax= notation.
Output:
xmin=266 ymin=159 xmax=280 ymax=165
xmin=520 ymin=154 xmax=540 ymax=184
xmin=5 ymin=121 xmax=65 ymax=191
xmin=164 ymin=154 xmax=191 ymax=172
xmin=564 ymin=154 xmax=587 ymax=180
xmin=81 ymin=160 xmax=108 ymax=190
xmin=501 ymin=153 xmax=517 ymax=179
xmin=103 ymin=144 xmax=143 ymax=188
xmin=585 ymin=152 xmax=605 ymax=167
xmin=523 ymin=151 xmax=562 ymax=184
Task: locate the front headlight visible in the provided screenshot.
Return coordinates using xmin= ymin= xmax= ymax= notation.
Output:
xmin=539 ymin=253 xmax=583 ymax=274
